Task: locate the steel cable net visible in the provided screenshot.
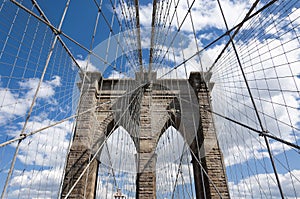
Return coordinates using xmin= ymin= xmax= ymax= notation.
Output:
xmin=0 ymin=0 xmax=299 ymax=199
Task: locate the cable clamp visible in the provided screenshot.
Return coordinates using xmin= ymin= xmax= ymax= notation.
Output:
xmin=259 ymin=129 xmax=269 ymax=137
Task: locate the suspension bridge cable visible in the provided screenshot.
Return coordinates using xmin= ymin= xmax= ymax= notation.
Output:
xmin=9 ymin=0 xmax=109 ymax=69
xmin=63 ymin=83 xmax=146 ymax=198
xmin=154 ymin=90 xmax=300 ymax=151
xmin=157 ymin=0 xmax=279 ymax=79
xmin=1 ymin=0 xmax=300 ymax=198
xmin=1 ymin=1 xmax=71 ymax=197
xmin=216 ymin=0 xmax=284 ymax=197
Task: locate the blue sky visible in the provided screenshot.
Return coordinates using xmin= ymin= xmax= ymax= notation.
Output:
xmin=0 ymin=0 xmax=300 ymax=198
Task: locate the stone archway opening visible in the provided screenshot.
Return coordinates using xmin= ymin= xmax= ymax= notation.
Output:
xmin=96 ymin=126 xmax=137 ymax=199
xmin=156 ymin=126 xmax=196 ymax=198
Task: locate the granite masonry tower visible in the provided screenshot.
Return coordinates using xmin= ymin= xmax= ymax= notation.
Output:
xmin=61 ymin=71 xmax=230 ymax=199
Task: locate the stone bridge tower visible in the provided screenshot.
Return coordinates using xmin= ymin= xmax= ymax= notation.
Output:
xmin=60 ymin=71 xmax=230 ymax=199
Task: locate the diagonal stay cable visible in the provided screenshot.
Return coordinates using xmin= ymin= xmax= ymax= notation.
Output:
xmin=88 ymin=0 xmax=119 ymax=189
xmin=92 ymin=0 xmax=140 ymax=73
xmin=188 ymin=146 xmax=224 ymax=199
xmin=171 ymin=143 xmax=189 ymax=199
xmin=208 ymin=108 xmax=300 ymax=151
xmin=158 ymin=0 xmax=279 ymax=79
xmin=0 ymin=80 xmax=145 ymax=148
xmin=1 ymin=1 xmax=71 ymax=198
xmin=9 ymin=0 xmax=109 ymax=70
xmin=206 ymin=0 xmax=261 ymax=74
xmin=114 ymin=0 xmax=140 ymax=69
xmin=9 ymin=0 xmax=128 ymax=80
xmin=10 ymin=0 xmax=132 ymax=76
xmin=63 ymin=83 xmax=146 ymax=199
xmin=154 ymin=0 xmax=196 ymax=70
xmin=150 ymin=0 xmax=172 ymax=66
xmin=30 ymin=0 xmax=87 ymax=76
xmin=168 ymin=92 xmax=300 ymax=151
xmin=152 ymin=0 xmax=180 ymax=66
xmin=216 ymin=0 xmax=284 ymax=197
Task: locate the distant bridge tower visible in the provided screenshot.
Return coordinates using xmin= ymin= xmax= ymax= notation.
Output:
xmin=61 ymin=71 xmax=230 ymax=199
